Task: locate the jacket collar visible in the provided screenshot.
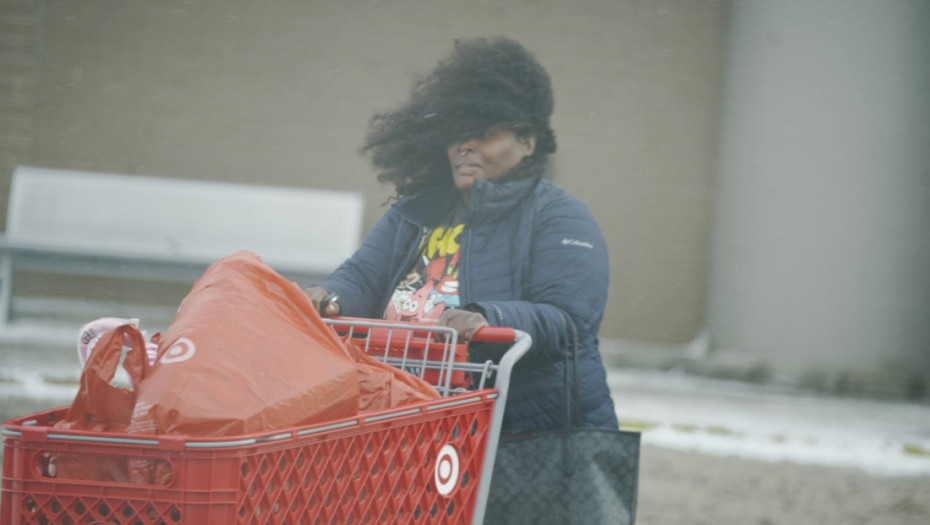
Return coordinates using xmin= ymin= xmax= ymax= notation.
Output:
xmin=394 ymin=157 xmax=545 ymax=226
xmin=466 ymin=173 xmax=539 ymax=224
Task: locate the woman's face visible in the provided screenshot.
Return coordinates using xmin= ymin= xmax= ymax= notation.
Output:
xmin=447 ymin=129 xmax=536 ymax=191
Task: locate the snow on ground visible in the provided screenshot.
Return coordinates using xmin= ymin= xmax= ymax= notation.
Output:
xmin=609 ymin=369 xmax=930 ymax=477
xmin=0 ymin=366 xmax=80 ymax=402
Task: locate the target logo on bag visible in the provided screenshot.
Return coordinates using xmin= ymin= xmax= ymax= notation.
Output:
xmin=434 ymin=444 xmax=460 ymax=497
xmin=160 ymin=337 xmax=197 ymax=364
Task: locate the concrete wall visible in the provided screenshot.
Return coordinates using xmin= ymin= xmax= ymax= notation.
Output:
xmin=1 ymin=0 xmax=726 ymax=343
xmin=709 ymin=0 xmax=930 ymax=388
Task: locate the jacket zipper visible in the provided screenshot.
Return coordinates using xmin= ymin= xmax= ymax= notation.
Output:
xmin=378 ymin=224 xmax=429 ymax=315
xmin=459 ymin=189 xmax=482 ymax=306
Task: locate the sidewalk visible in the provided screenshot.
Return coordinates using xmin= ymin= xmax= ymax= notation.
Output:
xmin=608 ymin=368 xmax=930 ymax=477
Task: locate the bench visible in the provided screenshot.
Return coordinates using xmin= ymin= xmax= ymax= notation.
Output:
xmin=0 ymin=166 xmax=364 ymax=326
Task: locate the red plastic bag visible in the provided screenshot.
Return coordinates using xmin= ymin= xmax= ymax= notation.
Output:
xmin=53 ymin=323 xmax=150 ymax=481
xmin=127 ymin=251 xmax=438 ymax=439
xmin=57 ymin=324 xmax=149 ymax=432
xmin=127 ymin=251 xmax=359 ymax=437
xmin=349 ymin=340 xmax=444 ymax=412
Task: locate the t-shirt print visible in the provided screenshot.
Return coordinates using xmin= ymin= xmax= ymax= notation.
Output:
xmin=384 ymin=222 xmax=463 ymax=322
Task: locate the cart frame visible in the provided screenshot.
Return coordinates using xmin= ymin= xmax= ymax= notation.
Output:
xmin=1 ymin=318 xmax=530 ymax=525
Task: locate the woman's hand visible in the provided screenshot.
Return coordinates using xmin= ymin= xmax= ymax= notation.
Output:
xmin=304 ymin=287 xmax=341 ymax=317
xmin=439 ymin=309 xmax=489 ymax=342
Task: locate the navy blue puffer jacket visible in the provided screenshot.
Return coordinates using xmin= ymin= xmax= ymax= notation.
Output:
xmin=323 ymin=171 xmax=618 ymax=433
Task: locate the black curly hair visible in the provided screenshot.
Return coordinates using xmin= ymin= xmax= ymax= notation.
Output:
xmin=362 ymin=37 xmax=557 ymax=197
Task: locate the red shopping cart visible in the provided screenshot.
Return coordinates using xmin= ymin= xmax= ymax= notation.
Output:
xmin=1 ymin=318 xmax=530 ymax=525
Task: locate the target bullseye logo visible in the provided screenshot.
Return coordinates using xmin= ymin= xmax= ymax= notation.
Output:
xmin=434 ymin=444 xmax=460 ymax=497
xmin=160 ymin=337 xmax=196 ymax=364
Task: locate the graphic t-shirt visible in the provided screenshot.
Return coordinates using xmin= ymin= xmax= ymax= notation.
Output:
xmin=384 ymin=204 xmax=466 ymax=322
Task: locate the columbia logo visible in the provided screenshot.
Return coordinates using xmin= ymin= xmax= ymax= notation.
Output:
xmin=562 ymin=238 xmax=594 ymax=249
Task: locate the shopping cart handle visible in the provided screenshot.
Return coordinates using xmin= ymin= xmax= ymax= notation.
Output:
xmin=471 ymin=326 xmax=516 ymax=343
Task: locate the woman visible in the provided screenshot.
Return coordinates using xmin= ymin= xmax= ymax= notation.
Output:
xmin=306 ymin=36 xmax=617 ymax=433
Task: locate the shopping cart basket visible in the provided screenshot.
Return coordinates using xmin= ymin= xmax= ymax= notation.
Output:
xmin=1 ymin=318 xmax=530 ymax=525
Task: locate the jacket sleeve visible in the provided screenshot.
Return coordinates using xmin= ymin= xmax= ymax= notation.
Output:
xmin=322 ymin=207 xmax=406 ymax=319
xmin=467 ymin=192 xmax=609 ymax=364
